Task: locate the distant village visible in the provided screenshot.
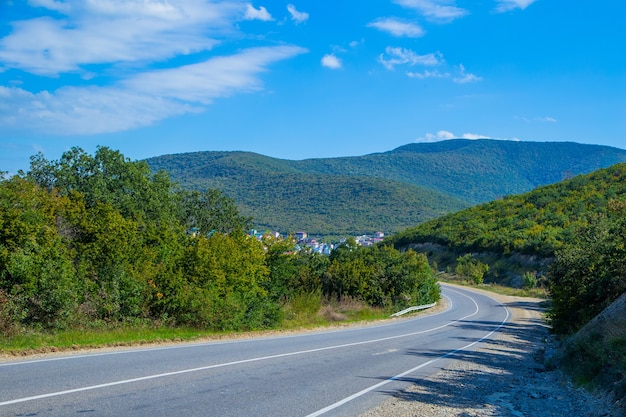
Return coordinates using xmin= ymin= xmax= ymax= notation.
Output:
xmin=248 ymin=230 xmax=386 ymax=255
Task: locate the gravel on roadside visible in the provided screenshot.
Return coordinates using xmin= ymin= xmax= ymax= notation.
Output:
xmin=360 ymin=286 xmax=624 ymax=417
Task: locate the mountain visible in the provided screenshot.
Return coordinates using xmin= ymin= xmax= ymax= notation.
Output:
xmin=146 ymin=139 xmax=626 ymax=235
xmin=291 ymin=139 xmax=626 ymax=204
xmin=146 ymin=151 xmax=466 ymax=235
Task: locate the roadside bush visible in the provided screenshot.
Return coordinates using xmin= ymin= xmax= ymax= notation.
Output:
xmin=455 ymin=254 xmax=489 ymax=285
xmin=522 ymin=271 xmax=538 ymax=290
xmin=0 ymin=289 xmax=21 ymax=336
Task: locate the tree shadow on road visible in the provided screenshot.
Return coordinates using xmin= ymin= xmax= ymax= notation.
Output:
xmin=364 ymin=299 xmax=617 ymax=417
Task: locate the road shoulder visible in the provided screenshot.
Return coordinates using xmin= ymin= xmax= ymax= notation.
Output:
xmin=361 ymin=285 xmax=621 ymax=417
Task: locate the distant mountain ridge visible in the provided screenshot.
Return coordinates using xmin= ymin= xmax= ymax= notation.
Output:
xmin=146 ymin=139 xmax=626 ymax=235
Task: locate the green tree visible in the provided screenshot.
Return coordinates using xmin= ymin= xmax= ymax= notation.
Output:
xmin=0 ymin=177 xmax=78 ymax=329
xmin=455 ymin=254 xmax=489 ymax=285
xmin=262 ymin=235 xmax=301 ymax=302
xmin=522 ymin=271 xmax=538 ymax=290
xmin=26 ymin=146 xmax=179 ymax=226
xmin=177 ymin=231 xmax=279 ymax=330
xmin=548 ymin=199 xmax=626 ymax=334
xmin=177 ymin=188 xmax=251 ymax=235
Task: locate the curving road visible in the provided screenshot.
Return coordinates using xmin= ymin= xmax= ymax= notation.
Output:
xmin=0 ymin=284 xmax=509 ymax=417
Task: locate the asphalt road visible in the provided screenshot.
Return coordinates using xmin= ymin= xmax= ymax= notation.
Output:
xmin=0 ymin=284 xmax=509 ymax=416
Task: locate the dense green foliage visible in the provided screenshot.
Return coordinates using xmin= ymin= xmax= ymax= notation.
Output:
xmin=146 ymin=139 xmax=626 ymax=234
xmin=454 ymin=254 xmax=489 ymax=285
xmin=548 ymin=199 xmax=626 ymax=334
xmin=322 ymin=239 xmax=440 ymax=308
xmin=554 ymin=291 xmax=626 ymax=398
xmin=388 ymin=163 xmax=626 ymax=258
xmin=388 ymin=163 xmax=626 ymax=335
xmin=0 ymin=147 xmax=439 ymax=334
xmin=147 ymin=151 xmax=466 ymax=236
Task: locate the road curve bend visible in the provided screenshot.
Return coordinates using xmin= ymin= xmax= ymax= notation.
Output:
xmin=0 ymin=284 xmax=509 ymax=417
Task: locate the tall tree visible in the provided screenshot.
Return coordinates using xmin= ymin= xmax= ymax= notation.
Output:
xmin=177 ymin=188 xmax=251 ymax=235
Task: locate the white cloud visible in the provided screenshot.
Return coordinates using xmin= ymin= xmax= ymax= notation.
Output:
xmin=453 ymin=64 xmax=482 ymax=83
xmin=417 ymin=130 xmax=492 ymax=142
xmin=393 ymin=0 xmax=468 ymax=23
xmin=0 ymin=46 xmax=307 ymax=135
xmin=125 ymin=46 xmax=306 ymax=103
xmin=368 ymin=18 xmax=425 ymax=37
xmin=378 ymin=47 xmax=442 ymax=70
xmin=321 ymin=54 xmax=342 ymax=69
xmin=28 ymin=0 xmax=72 ymax=14
xmin=287 ymin=4 xmax=309 ymax=24
xmin=537 ymin=116 xmax=557 ymax=123
xmin=517 ymin=115 xmax=558 ymax=123
xmin=406 ymin=69 xmax=449 ymax=79
xmin=433 ymin=130 xmax=455 ymax=140
xmin=494 ymin=0 xmax=537 ymax=13
xmin=0 ymin=0 xmax=240 ymax=76
xmin=461 ymin=132 xmax=491 ymax=140
xmin=0 ymin=85 xmax=194 ymax=135
xmin=244 ymin=4 xmax=273 ymax=21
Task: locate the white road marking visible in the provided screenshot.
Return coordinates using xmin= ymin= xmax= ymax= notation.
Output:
xmin=372 ymin=348 xmax=399 ymax=356
xmin=0 ymin=287 xmax=502 ymax=411
xmin=305 ymin=288 xmax=510 ymax=416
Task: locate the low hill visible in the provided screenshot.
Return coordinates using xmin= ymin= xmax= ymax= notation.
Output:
xmin=146 ymin=151 xmax=468 ymax=235
xmin=146 ymin=139 xmax=626 ymax=235
xmin=385 ymin=162 xmax=626 ymax=282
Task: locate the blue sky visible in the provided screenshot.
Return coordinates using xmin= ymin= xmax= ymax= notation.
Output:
xmin=1 ymin=0 xmax=625 ymax=175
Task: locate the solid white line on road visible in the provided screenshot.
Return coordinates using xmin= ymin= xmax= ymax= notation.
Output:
xmin=305 ymin=288 xmax=511 ymax=417
xmin=0 ymin=292 xmax=474 ymax=407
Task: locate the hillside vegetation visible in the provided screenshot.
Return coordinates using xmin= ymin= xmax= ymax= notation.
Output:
xmin=387 ymin=162 xmax=626 ymax=256
xmin=384 ymin=162 xmax=626 ymax=398
xmin=146 ymin=151 xmax=467 ymax=235
xmin=386 ymin=163 xmax=626 ymax=330
xmin=146 ymin=139 xmax=626 ymax=235
xmin=0 ymin=147 xmax=440 ymax=338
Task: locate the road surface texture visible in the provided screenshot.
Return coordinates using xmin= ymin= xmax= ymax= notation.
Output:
xmin=1 ymin=284 xmax=621 ymax=416
xmin=361 ymin=284 xmax=623 ymax=417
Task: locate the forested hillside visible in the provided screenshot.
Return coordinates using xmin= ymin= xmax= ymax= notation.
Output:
xmin=387 ymin=163 xmax=626 ymax=257
xmin=386 ymin=162 xmax=626 ymax=336
xmin=146 ymin=139 xmax=626 ymax=235
xmin=146 ymin=151 xmax=466 ymax=235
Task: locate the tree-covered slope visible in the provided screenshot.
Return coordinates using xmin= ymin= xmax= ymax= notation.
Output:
xmin=147 ymin=151 xmax=466 ymax=235
xmin=293 ymin=139 xmax=626 ymax=204
xmin=146 ymin=139 xmax=626 ymax=235
xmin=386 ymin=162 xmax=626 ymax=258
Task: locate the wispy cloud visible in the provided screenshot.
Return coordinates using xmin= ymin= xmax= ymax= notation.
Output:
xmin=494 ymin=0 xmax=538 ymax=13
xmin=378 ymin=47 xmax=442 ymax=70
xmin=0 ymin=1 xmax=310 ymax=136
xmin=124 ymin=46 xmax=306 ymax=102
xmin=0 ymin=46 xmax=307 ymax=135
xmin=406 ymin=69 xmax=450 ymax=79
xmin=417 ymin=130 xmax=492 ymax=142
xmin=287 ymin=4 xmax=309 ymax=24
xmin=0 ymin=0 xmax=240 ymax=76
xmin=244 ymin=4 xmax=273 ymax=21
xmin=368 ymin=18 xmax=425 ymax=37
xmin=517 ymin=115 xmax=558 ymax=123
xmin=452 ymin=64 xmax=482 ymax=83
xmin=321 ymin=54 xmax=342 ymax=69
xmin=393 ymin=0 xmax=468 ymax=23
